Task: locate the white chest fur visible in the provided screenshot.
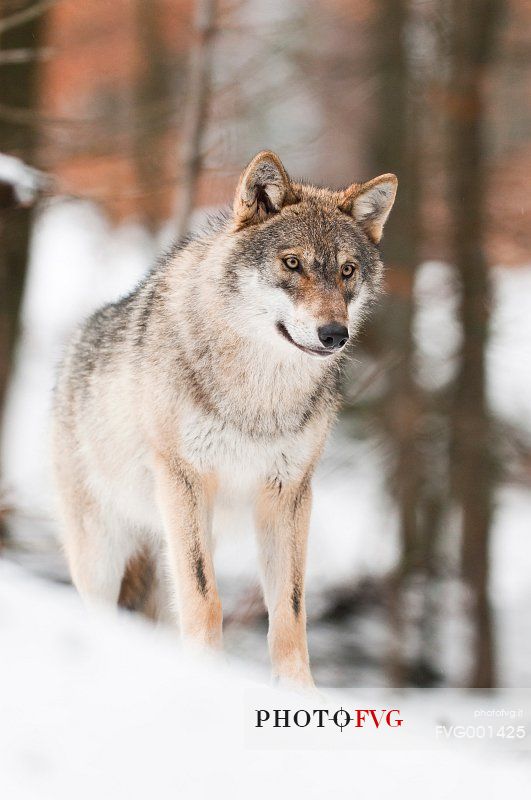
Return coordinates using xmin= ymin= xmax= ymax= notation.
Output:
xmin=179 ymin=400 xmax=321 ymax=499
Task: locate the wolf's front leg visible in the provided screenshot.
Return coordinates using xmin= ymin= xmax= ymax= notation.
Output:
xmin=154 ymin=455 xmax=222 ymax=649
xmin=255 ymin=474 xmax=314 ymax=688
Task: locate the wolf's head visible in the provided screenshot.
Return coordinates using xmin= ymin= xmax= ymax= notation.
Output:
xmin=222 ymin=150 xmax=397 ymax=358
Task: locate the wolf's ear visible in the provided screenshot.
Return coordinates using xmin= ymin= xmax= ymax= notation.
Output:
xmin=233 ymin=151 xmax=295 ymax=229
xmin=339 ymin=174 xmax=398 ymax=244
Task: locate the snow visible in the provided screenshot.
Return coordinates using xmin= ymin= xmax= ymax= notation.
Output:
xmin=0 ymin=562 xmax=529 ymax=799
xmin=0 ymin=152 xmax=49 ymax=205
xmin=488 ymin=265 xmax=531 ymax=434
xmin=413 ymin=260 xmax=461 ymax=391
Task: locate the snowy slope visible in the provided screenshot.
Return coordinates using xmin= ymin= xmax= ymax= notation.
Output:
xmin=0 ymin=563 xmax=529 ymax=800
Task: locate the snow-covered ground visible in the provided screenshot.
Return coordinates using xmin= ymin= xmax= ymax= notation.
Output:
xmin=0 ymin=152 xmax=49 ymax=205
xmin=1 ymin=562 xmax=529 ymax=799
xmin=2 ymin=199 xmax=531 ymax=688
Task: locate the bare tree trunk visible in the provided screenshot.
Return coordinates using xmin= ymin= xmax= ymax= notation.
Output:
xmin=446 ymin=0 xmax=502 ymax=689
xmin=0 ymin=1 xmax=45 ymax=543
xmin=370 ymin=0 xmax=424 ymax=685
xmin=132 ymin=0 xmax=170 ymax=232
xmin=174 ymin=0 xmax=216 ymax=240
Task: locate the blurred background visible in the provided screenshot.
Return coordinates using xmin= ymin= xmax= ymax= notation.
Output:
xmin=0 ymin=0 xmax=530 ymax=690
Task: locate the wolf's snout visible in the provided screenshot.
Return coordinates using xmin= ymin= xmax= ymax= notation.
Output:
xmin=318 ymin=323 xmax=348 ymax=350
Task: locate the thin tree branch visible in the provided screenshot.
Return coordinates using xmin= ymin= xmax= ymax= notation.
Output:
xmin=0 ymin=46 xmax=52 ymax=64
xmin=0 ymin=0 xmax=56 ymax=36
xmin=174 ymin=0 xmax=217 ymax=239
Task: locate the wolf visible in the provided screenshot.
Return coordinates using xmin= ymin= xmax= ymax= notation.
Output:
xmin=52 ymin=151 xmax=397 ymax=687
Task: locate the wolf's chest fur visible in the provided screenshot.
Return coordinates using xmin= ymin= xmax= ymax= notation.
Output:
xmin=178 ymin=398 xmax=324 ymax=496
xmin=176 ymin=334 xmax=333 ymax=429
xmin=165 ymin=339 xmax=334 ymax=498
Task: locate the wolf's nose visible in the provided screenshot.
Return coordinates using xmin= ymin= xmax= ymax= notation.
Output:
xmin=318 ymin=323 xmax=349 ymax=350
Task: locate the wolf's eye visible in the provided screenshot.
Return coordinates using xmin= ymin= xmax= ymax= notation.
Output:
xmin=282 ymin=255 xmax=300 ymax=270
xmin=341 ymin=262 xmax=357 ymax=278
